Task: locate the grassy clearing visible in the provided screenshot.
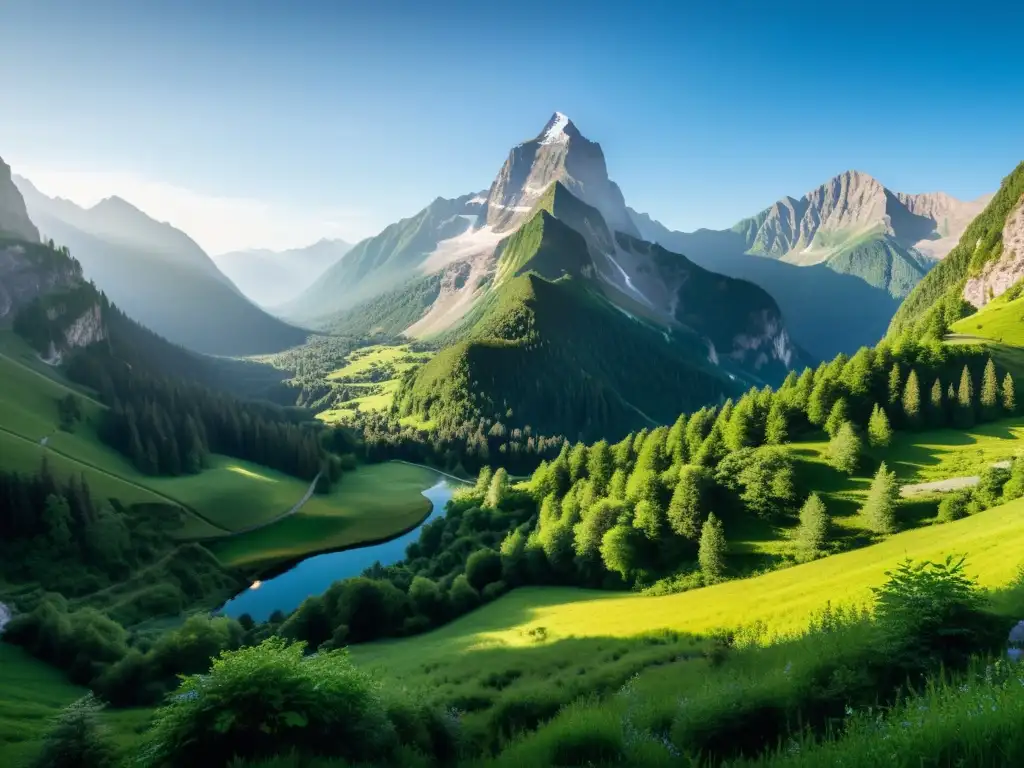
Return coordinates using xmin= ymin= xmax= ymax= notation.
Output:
xmin=318 ymin=344 xmax=434 ymax=424
xmin=951 ymin=291 xmax=1024 ymax=346
xmin=0 ymin=644 xmax=151 ymax=764
xmin=208 ymin=462 xmax=438 ymax=568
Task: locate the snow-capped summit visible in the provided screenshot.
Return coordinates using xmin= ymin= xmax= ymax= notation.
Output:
xmin=483 ymin=113 xmax=639 ymax=238
xmin=538 ymin=112 xmax=572 ymax=145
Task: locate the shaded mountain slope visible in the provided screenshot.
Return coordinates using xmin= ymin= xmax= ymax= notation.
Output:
xmin=15 ymin=178 xmax=309 ymax=356
xmin=214 ymin=238 xmax=351 ymax=307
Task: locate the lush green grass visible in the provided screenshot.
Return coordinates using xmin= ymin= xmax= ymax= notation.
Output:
xmin=208 ymin=462 xmax=438 ymax=568
xmin=0 ymin=644 xmax=152 ymax=764
xmin=325 ymin=343 xmax=427 ymax=381
xmin=354 ymin=495 xmax=1024 ymax=674
xmin=951 ymin=290 xmax=1024 ymax=346
xmin=318 ymin=344 xmax=433 ymax=423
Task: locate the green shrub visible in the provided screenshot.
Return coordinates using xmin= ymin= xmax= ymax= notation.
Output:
xmin=27 ymin=694 xmax=116 ymax=768
xmin=142 ymin=638 xmax=404 ymax=766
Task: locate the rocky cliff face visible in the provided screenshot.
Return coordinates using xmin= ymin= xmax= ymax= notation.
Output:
xmin=0 ymin=156 xmax=39 ymax=242
xmin=963 ymin=198 xmax=1024 ymax=308
xmin=0 ymin=242 xmax=81 ymax=319
xmin=484 ymin=113 xmax=639 ymax=238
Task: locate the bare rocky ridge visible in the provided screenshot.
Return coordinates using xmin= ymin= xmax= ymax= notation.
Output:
xmin=0 ymin=156 xmax=39 ymax=242
xmin=483 ymin=112 xmax=639 ymax=239
xmin=963 ymin=197 xmax=1024 ymax=308
xmin=0 ymin=242 xmax=80 ymax=319
xmin=745 ymin=170 xmax=985 ymax=266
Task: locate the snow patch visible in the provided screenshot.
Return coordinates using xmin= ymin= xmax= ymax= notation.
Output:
xmin=467 ymin=195 xmax=488 ymax=206
xmin=706 ymin=340 xmax=720 ymax=366
xmin=0 ymin=603 xmax=10 ymax=635
xmin=420 ymin=225 xmax=507 ymax=273
xmin=604 ymin=250 xmax=653 ymax=307
xmin=539 ymin=112 xmax=570 ymax=145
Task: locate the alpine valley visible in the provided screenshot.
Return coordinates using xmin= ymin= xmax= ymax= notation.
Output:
xmin=5 ymin=85 xmax=1024 ymax=768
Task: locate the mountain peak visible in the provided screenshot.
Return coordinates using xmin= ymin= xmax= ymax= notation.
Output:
xmin=537 ymin=112 xmax=575 ymax=145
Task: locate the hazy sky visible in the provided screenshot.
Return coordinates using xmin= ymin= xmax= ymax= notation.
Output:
xmin=2 ymin=0 xmax=1022 ymax=254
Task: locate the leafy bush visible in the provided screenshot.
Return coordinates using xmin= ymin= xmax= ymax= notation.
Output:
xmin=142 ymin=637 xmax=449 ymax=766
xmin=27 ymin=694 xmax=116 ymax=768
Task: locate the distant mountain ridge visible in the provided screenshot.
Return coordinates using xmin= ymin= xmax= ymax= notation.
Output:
xmin=14 ymin=176 xmax=309 ymax=357
xmin=214 ymin=238 xmax=352 ymax=307
xmin=632 ymin=170 xmax=988 ymax=300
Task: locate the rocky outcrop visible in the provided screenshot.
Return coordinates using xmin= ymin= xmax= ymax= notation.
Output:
xmin=0 ymin=602 xmax=10 ymax=635
xmin=728 ymin=312 xmax=795 ymax=371
xmin=62 ymin=303 xmax=107 ymax=348
xmin=0 ymin=242 xmax=81 ymax=319
xmin=484 ymin=113 xmax=639 ymax=238
xmin=0 ymin=156 xmax=39 ymax=242
xmin=963 ymin=199 xmax=1024 ymax=308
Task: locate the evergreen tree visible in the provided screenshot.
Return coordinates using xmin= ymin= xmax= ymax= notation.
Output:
xmin=484 ymin=468 xmax=509 ymax=509
xmin=928 ymin=378 xmax=945 ymax=427
xmin=862 ymin=461 xmax=899 ymax=535
xmin=826 ymin=422 xmax=861 ymax=475
xmin=698 ymin=512 xmax=727 ymax=583
xmin=667 ymin=466 xmax=705 ymax=540
xmin=474 ymin=466 xmax=493 ymax=496
xmin=665 ymin=414 xmax=689 ymax=466
xmin=980 ymin=358 xmax=999 ymax=420
xmin=955 ymin=365 xmax=976 ymax=428
xmin=632 ymin=499 xmax=664 ymax=541
xmin=867 ymin=404 xmax=893 ymax=448
xmin=764 ymin=400 xmax=789 ymax=445
xmin=887 ymin=362 xmax=902 ymax=407
xmin=1003 ymin=372 xmax=1017 ymax=414
xmin=824 ymin=397 xmax=849 ymax=438
xmin=796 ymin=493 xmax=830 ymax=560
xmin=28 ymin=694 xmax=115 ymax=768
xmin=694 ymin=422 xmax=728 ymax=468
xmin=902 ymin=369 xmax=922 ymax=428
xmin=586 ymin=440 xmax=613 ymax=495
xmin=568 ymin=443 xmax=589 ymax=483
xmin=725 ymin=394 xmax=756 ymax=451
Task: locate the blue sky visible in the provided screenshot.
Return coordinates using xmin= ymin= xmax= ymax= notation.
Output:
xmin=2 ymin=0 xmax=1022 ymax=253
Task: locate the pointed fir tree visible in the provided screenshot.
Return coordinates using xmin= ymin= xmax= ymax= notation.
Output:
xmin=902 ymin=369 xmax=922 ymax=428
xmin=698 ymin=512 xmax=727 ymax=583
xmin=824 ymin=397 xmax=850 ymax=438
xmin=667 ymin=466 xmax=705 ymax=540
xmin=1003 ymin=372 xmax=1017 ymax=414
xmin=862 ymin=461 xmax=899 ymax=536
xmin=826 ymin=421 xmax=861 ymax=475
xmin=726 ymin=394 xmax=757 ymax=451
xmin=888 ymin=362 xmax=902 ymax=407
xmin=764 ymin=400 xmax=789 ymax=445
xmin=867 ymin=404 xmax=893 ymax=448
xmin=796 ymin=493 xmax=830 ymax=560
xmin=980 ymin=358 xmax=999 ymax=421
xmin=928 ymin=377 xmax=945 ymax=427
xmin=956 ymin=365 xmax=976 ymax=428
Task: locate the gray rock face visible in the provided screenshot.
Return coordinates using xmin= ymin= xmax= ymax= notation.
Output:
xmin=0 ymin=157 xmax=39 ymax=242
xmin=62 ymin=303 xmax=107 ymax=348
xmin=0 ymin=602 xmax=10 ymax=635
xmin=484 ymin=113 xmax=639 ymax=239
xmin=0 ymin=242 xmax=80 ymax=319
xmin=963 ymin=200 xmax=1024 ymax=308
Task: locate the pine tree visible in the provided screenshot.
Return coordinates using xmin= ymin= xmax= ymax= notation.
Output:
xmin=667 ymin=466 xmax=705 ymax=540
xmin=902 ymin=369 xmax=922 ymax=428
xmin=586 ymin=440 xmax=613 ymax=495
xmin=980 ymin=358 xmax=999 ymax=420
xmin=726 ymin=395 xmax=756 ymax=451
xmin=888 ymin=362 xmax=902 ymax=407
xmin=694 ymin=422 xmax=728 ymax=468
xmin=1003 ymin=372 xmax=1017 ymax=414
xmin=826 ymin=422 xmax=861 ymax=475
xmin=698 ymin=512 xmax=727 ymax=582
xmin=862 ymin=461 xmax=899 ymax=535
xmin=956 ymin=365 xmax=976 ymax=428
xmin=485 ymin=468 xmax=509 ymax=509
xmin=764 ymin=400 xmax=789 ymax=445
xmin=824 ymin=398 xmax=849 ymax=438
xmin=796 ymin=493 xmax=830 ymax=560
xmin=928 ymin=378 xmax=945 ymax=427
xmin=867 ymin=404 xmax=893 ymax=448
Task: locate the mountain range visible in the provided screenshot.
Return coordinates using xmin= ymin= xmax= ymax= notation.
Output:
xmin=13 ymin=175 xmax=309 ymax=357
xmin=213 ymin=239 xmax=352 ymax=308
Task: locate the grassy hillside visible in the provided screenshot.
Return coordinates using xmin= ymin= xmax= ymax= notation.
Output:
xmin=353 ymin=492 xmax=1024 ymax=674
xmin=317 ymin=344 xmax=434 ymax=424
xmin=823 ymin=231 xmax=932 ymax=297
xmin=888 ymin=160 xmax=1024 ymax=339
xmin=0 ymin=331 xmax=444 ymax=564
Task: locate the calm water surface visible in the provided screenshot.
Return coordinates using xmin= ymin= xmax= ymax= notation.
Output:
xmin=219 ymin=478 xmax=454 ymax=621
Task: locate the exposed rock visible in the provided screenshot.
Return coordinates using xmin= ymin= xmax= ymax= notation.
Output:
xmin=0 ymin=602 xmax=10 ymax=635
xmin=0 ymin=242 xmax=81 ymax=319
xmin=963 ymin=199 xmax=1024 ymax=308
xmin=0 ymin=156 xmax=39 ymax=242
xmin=484 ymin=113 xmax=639 ymax=239
xmin=63 ymin=303 xmax=107 ymax=348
